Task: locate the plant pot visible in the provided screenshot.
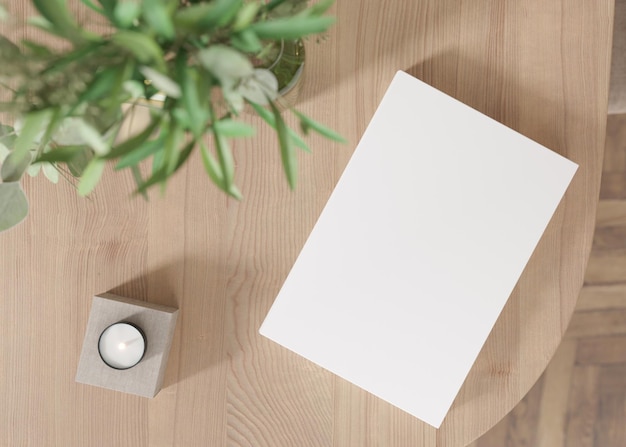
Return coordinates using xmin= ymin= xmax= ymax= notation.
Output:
xmin=258 ymin=39 xmax=306 ymax=109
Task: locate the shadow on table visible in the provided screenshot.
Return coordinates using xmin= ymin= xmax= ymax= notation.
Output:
xmin=108 ymin=255 xmax=235 ymax=389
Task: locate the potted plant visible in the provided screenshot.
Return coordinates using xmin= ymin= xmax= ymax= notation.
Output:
xmin=0 ymin=0 xmax=344 ymax=232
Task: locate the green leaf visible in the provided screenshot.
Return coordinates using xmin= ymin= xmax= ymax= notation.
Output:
xmin=76 ymin=120 xmax=109 ymax=155
xmin=180 ymin=68 xmax=209 ymax=138
xmin=0 ymin=36 xmax=21 ymax=58
xmin=263 ymin=0 xmax=289 ymax=13
xmin=21 ymin=39 xmax=53 ymax=57
xmin=13 ymin=111 xmax=51 ymax=164
xmin=42 ymin=162 xmax=59 ymax=184
xmin=35 ymin=145 xmax=86 ymax=163
xmin=198 ymin=45 xmax=253 ymax=87
xmin=233 ymin=1 xmax=261 ymax=31
xmin=112 ymin=31 xmax=164 ymax=68
xmin=0 ymin=5 xmax=8 ymax=22
xmin=139 ymin=66 xmax=181 ymax=98
xmin=1 ymin=151 xmax=32 ymax=182
xmin=123 ymin=80 xmax=145 ymax=99
xmin=163 ymin=124 xmax=184 ymax=176
xmin=250 ymin=15 xmax=336 ymax=40
xmin=104 ymin=118 xmax=160 ymax=160
xmin=248 ymin=101 xmax=310 ymax=152
xmin=176 ymin=140 xmax=195 ymax=171
xmin=130 ymin=164 xmax=148 ymax=200
xmin=78 ymin=67 xmax=121 ymax=103
xmin=135 ymin=166 xmax=167 ymax=194
xmin=115 ymin=134 xmax=165 ymax=169
xmin=213 ymin=119 xmax=256 ymax=138
xmin=66 ymin=146 xmax=94 ymax=177
xmin=135 ymin=138 xmax=192 ymax=194
xmin=199 ymin=141 xmax=240 ymax=199
xmin=0 ymin=125 xmax=16 ymax=149
xmin=293 ymin=110 xmax=346 ymax=143
xmin=27 ymin=16 xmax=69 ymax=41
xmin=39 ymin=42 xmax=104 ymax=76
xmin=142 ymin=0 xmax=175 ymax=40
xmin=237 ymin=69 xmax=278 ymax=105
xmin=269 ymin=100 xmax=296 ymax=189
xmin=78 ymin=158 xmax=105 ymax=196
xmin=0 ymin=182 xmax=29 ymax=232
xmin=81 ymin=0 xmax=105 ymax=14
xmin=199 ymin=141 xmax=223 ymax=185
xmin=97 ymin=0 xmax=117 ymax=16
xmin=212 ymin=126 xmax=235 ymax=189
xmin=302 ymin=0 xmax=335 ymax=17
xmin=113 ymin=2 xmax=141 ymax=28
xmin=0 ymin=142 xmax=9 ymax=163
xmin=32 ymin=0 xmax=81 ymax=39
xmin=230 ymin=29 xmax=262 ymax=53
xmin=173 ymin=0 xmax=242 ymax=32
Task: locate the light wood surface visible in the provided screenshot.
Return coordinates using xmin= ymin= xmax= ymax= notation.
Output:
xmin=0 ymin=1 xmax=613 ymax=446
xmin=468 ymin=116 xmax=626 ymax=447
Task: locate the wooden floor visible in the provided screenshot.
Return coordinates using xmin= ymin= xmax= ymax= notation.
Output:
xmin=467 ymin=114 xmax=626 ymax=447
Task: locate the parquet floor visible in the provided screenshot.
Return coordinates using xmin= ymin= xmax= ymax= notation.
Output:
xmin=467 ymin=114 xmax=626 ymax=447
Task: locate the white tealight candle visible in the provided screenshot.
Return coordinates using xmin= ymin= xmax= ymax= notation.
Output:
xmin=98 ymin=322 xmax=146 ymax=369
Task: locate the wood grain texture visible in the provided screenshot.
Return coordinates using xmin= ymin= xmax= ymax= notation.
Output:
xmin=466 ymin=113 xmax=626 ymax=447
xmin=0 ymin=0 xmax=612 ymax=446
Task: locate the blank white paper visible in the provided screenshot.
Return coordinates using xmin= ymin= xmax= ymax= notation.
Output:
xmin=259 ymin=71 xmax=578 ymax=428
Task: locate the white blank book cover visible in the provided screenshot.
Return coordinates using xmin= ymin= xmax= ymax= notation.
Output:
xmin=259 ymin=71 xmax=578 ymax=428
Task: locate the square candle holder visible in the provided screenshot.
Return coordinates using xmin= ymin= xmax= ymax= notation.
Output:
xmin=75 ymin=293 xmax=178 ymax=398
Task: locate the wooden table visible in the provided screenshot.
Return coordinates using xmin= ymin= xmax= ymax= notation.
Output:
xmin=0 ymin=1 xmax=614 ymax=446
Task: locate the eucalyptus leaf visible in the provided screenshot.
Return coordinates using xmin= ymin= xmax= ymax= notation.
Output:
xmin=130 ymin=165 xmax=148 ymax=200
xmin=35 ymin=145 xmax=86 ymax=163
xmin=1 ymin=151 xmax=32 ymax=182
xmin=301 ymin=0 xmax=335 ymax=17
xmin=269 ymin=100 xmax=296 ymax=188
xmin=0 ymin=182 xmax=29 ymax=232
xmin=237 ymin=69 xmax=278 ymax=105
xmin=250 ymin=15 xmax=335 ymax=40
xmin=230 ymin=29 xmax=262 ymax=53
xmin=78 ymin=67 xmax=120 ymax=103
xmin=97 ymin=0 xmax=118 ymax=16
xmin=32 ymin=0 xmax=82 ymax=41
xmin=199 ymin=141 xmax=227 ymax=194
xmin=42 ymin=162 xmax=59 ymax=184
xmin=123 ymin=80 xmax=145 ymax=99
xmin=223 ymin=88 xmax=245 ymax=114
xmin=67 ymin=147 xmax=94 ymax=177
xmin=13 ymin=111 xmax=51 ymax=164
xmin=233 ymin=2 xmax=261 ymax=31
xmin=76 ymin=120 xmax=109 ymax=155
xmin=104 ymin=118 xmax=160 ymax=160
xmin=173 ymin=0 xmax=241 ymax=32
xmin=293 ymin=110 xmax=346 ymax=143
xmin=81 ymin=0 xmax=105 ymax=15
xmin=139 ymin=66 xmax=181 ymax=98
xmin=212 ymin=126 xmax=235 ymax=188
xmin=213 ymin=119 xmax=256 ymax=138
xmin=180 ymin=68 xmax=209 ymax=138
xmin=114 ymin=2 xmax=141 ymax=28
xmin=115 ymin=134 xmax=165 ymax=169
xmin=0 ymin=142 xmax=9 ymax=163
xmin=198 ymin=45 xmax=253 ymax=88
xmin=248 ymin=101 xmax=310 ymax=152
xmin=142 ymin=0 xmax=175 ymax=40
xmin=78 ymin=158 xmax=105 ymax=196
xmin=112 ymin=31 xmax=164 ymax=68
